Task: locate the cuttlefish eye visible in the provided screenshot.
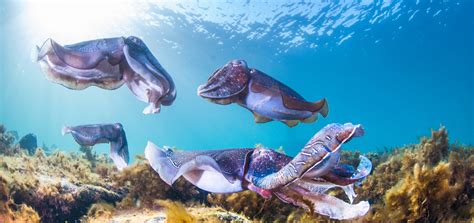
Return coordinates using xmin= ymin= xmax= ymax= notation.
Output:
xmin=230 ymin=59 xmax=247 ymax=68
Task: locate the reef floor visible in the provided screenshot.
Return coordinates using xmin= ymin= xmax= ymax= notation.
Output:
xmin=0 ymin=124 xmax=472 ymax=222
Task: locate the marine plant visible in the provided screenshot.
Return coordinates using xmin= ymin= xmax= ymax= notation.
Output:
xmin=112 ymin=157 xmax=203 ymax=209
xmin=0 ymin=175 xmax=40 ymax=223
xmin=155 ymin=200 xmax=196 ymax=223
xmin=0 ymin=124 xmax=21 ymax=156
xmin=359 ymin=127 xmax=474 ymax=222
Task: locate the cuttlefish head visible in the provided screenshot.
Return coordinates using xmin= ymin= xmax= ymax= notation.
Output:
xmin=124 ymin=36 xmax=147 ymax=51
xmin=316 ymin=123 xmax=365 ymax=152
xmin=197 ymin=59 xmax=250 ymax=105
xmin=249 ymin=123 xmax=365 ymax=190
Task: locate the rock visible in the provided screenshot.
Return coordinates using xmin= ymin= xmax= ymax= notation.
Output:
xmin=19 ymin=133 xmax=37 ymax=154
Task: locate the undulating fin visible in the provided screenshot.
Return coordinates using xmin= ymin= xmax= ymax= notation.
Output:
xmin=253 ymin=112 xmax=273 ymax=123
xmin=281 ymin=94 xmax=328 ymax=113
xmin=283 ymin=120 xmax=299 ymax=127
xmin=317 ymin=99 xmax=329 ymax=117
xmin=301 ymin=113 xmax=317 ymax=123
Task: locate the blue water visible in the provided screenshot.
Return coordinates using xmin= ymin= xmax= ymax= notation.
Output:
xmin=0 ymin=0 xmax=472 ymax=159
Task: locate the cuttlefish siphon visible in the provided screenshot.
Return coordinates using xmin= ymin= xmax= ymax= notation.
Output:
xmin=62 ymin=123 xmax=129 ymax=170
xmin=197 ymin=60 xmax=328 ymax=127
xmin=33 ymin=36 xmax=176 ymax=114
xmin=145 ymin=123 xmax=372 ymax=220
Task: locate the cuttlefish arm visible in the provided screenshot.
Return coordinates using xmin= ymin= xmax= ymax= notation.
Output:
xmin=321 ymin=155 xmax=372 ymax=186
xmin=249 ymin=123 xmax=364 ymax=190
xmin=122 ymin=37 xmax=177 ymax=114
xmin=274 ymin=181 xmax=370 ymax=220
xmin=61 ymin=123 xmax=129 ymax=170
xmin=33 ymin=37 xmax=126 ymax=90
xmin=145 ymin=142 xmax=252 ymax=193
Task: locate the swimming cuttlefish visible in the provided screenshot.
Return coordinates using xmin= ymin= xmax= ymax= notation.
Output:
xmin=62 ymin=123 xmax=129 ymax=171
xmin=145 ymin=123 xmax=372 ymax=220
xmin=197 ymin=60 xmax=328 ymax=127
xmin=33 ymin=36 xmax=176 ymax=114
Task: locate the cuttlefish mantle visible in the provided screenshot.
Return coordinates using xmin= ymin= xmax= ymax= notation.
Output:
xmin=33 ymin=36 xmax=176 ymax=114
xmin=62 ymin=123 xmax=129 ymax=171
xmin=197 ymin=60 xmax=328 ymax=127
xmin=145 ymin=123 xmax=372 ymax=220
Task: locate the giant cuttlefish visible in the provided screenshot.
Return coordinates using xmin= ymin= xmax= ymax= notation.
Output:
xmin=197 ymin=60 xmax=328 ymax=127
xmin=62 ymin=123 xmax=129 ymax=171
xmin=145 ymin=123 xmax=372 ymax=220
xmin=33 ymin=36 xmax=176 ymax=114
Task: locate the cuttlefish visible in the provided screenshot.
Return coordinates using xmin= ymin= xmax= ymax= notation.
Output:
xmin=197 ymin=60 xmax=328 ymax=127
xmin=33 ymin=36 xmax=176 ymax=114
xmin=62 ymin=123 xmax=129 ymax=170
xmin=145 ymin=123 xmax=371 ymax=220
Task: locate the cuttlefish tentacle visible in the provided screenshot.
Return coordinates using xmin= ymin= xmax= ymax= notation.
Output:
xmin=274 ymin=183 xmax=370 ymax=220
xmin=321 ymin=155 xmax=372 ymax=186
xmin=250 ymin=123 xmax=364 ymax=190
xmin=145 ymin=141 xmax=253 ymax=193
xmin=62 ymin=123 xmax=129 ymax=170
xmin=34 ymin=36 xmax=176 ymax=114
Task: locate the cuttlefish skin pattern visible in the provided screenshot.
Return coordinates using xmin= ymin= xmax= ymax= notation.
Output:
xmin=197 ymin=60 xmax=328 ymax=127
xmin=62 ymin=123 xmax=129 ymax=171
xmin=145 ymin=123 xmax=372 ymax=220
xmin=33 ymin=36 xmax=176 ymax=114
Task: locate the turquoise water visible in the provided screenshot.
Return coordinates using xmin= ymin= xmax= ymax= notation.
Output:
xmin=0 ymin=0 xmax=472 ymax=159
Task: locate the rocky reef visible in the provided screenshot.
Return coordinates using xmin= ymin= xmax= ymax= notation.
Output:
xmin=0 ymin=123 xmax=472 ymax=222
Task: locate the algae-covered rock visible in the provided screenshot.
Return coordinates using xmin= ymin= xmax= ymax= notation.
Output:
xmin=19 ymin=133 xmax=37 ymax=155
xmin=112 ymin=158 xmax=204 ymax=209
xmin=0 ymin=125 xmax=20 ymax=156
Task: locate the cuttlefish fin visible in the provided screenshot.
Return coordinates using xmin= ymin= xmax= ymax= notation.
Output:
xmin=253 ymin=112 xmax=272 ymax=123
xmin=317 ymin=99 xmax=329 ymax=117
xmin=283 ymin=120 xmax=299 ymax=127
xmin=301 ymin=113 xmax=318 ymax=123
xmin=282 ymin=95 xmax=329 ymax=116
